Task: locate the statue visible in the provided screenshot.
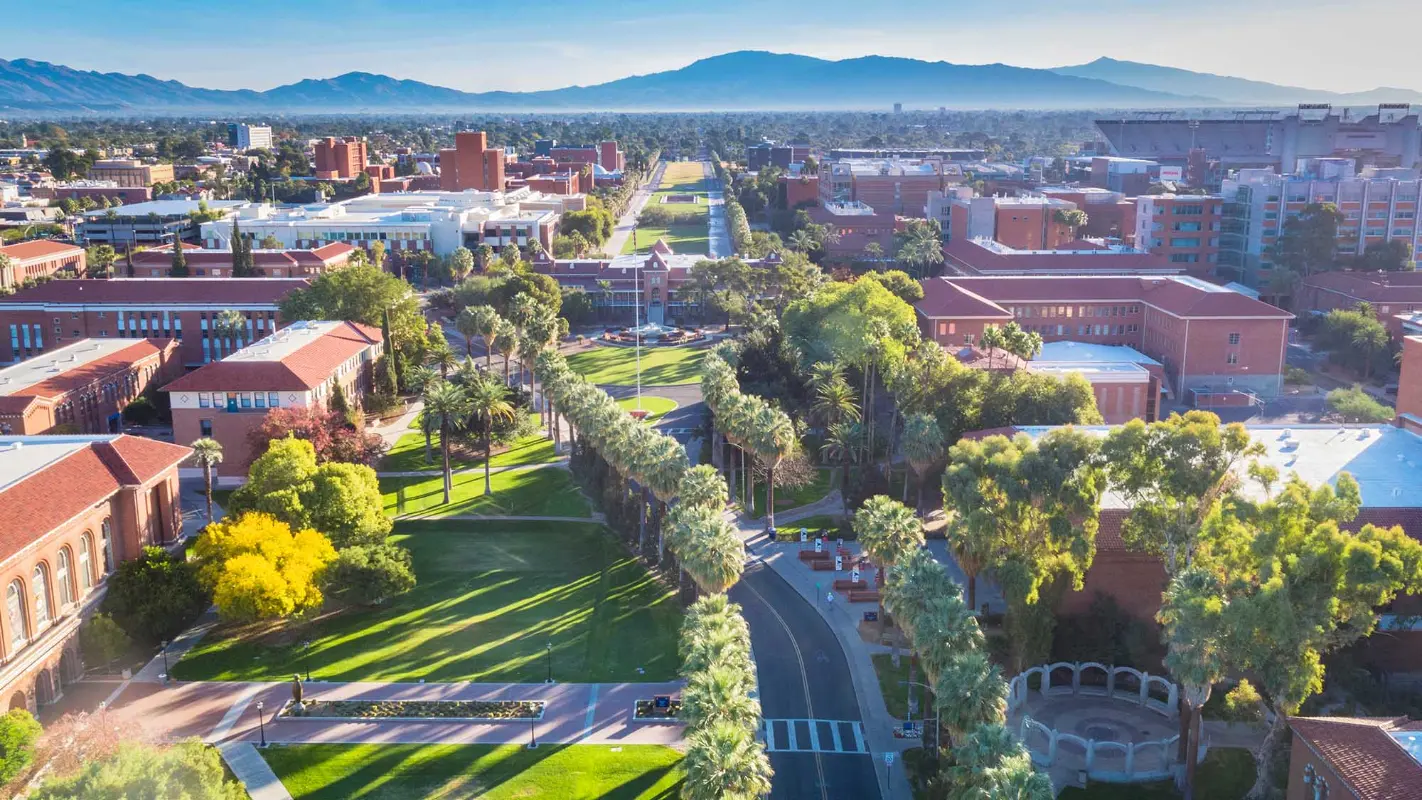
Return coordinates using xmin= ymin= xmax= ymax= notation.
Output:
xmin=291 ymin=673 xmax=305 ymax=715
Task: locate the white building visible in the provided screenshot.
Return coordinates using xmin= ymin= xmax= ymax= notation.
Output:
xmin=199 ymin=189 xmax=585 ymax=257
xmin=229 ymin=124 xmax=273 ymax=152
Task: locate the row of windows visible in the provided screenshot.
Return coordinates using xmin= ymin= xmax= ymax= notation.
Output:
xmin=5 ymin=525 xmax=113 ymax=657
xmin=8 ymin=324 xmax=43 ymax=357
xmin=1018 ymin=323 xmax=1140 ymax=337
xmin=1011 ymin=304 xmax=1142 ymax=320
xmin=198 ymin=391 xmax=283 ymax=410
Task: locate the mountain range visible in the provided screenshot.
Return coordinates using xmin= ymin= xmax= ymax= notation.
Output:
xmin=2 ymin=51 xmax=1419 ymax=115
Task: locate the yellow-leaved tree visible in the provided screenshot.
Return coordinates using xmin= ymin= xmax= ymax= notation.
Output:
xmin=192 ymin=512 xmax=336 ymax=622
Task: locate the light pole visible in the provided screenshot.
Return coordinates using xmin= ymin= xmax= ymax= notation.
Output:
xmin=545 ymin=641 xmax=553 ymax=684
xmin=899 ymin=680 xmax=939 ymax=752
xmin=527 ymin=707 xmax=538 ymax=749
xmin=160 ymin=640 xmax=170 ymax=684
xmin=256 ymin=700 xmax=267 ymax=748
xmin=631 ymin=225 xmax=643 ymax=411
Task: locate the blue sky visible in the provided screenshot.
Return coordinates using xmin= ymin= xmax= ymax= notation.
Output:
xmin=16 ymin=0 xmax=1421 ymax=93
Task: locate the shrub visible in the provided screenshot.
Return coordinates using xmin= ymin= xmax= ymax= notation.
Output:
xmin=31 ymin=739 xmax=244 ymax=800
xmin=0 ymin=708 xmax=41 ymax=785
xmin=101 ymin=546 xmax=210 ymax=644
xmin=1051 ymin=593 xmax=1165 ymax=672
xmin=1221 ymin=680 xmax=1265 ymax=723
xmin=1284 ymin=365 xmax=1311 ymax=385
xmin=325 ymin=543 xmax=417 ymax=606
xmin=120 ymin=395 xmax=160 ymax=425
xmin=81 ymin=613 xmax=131 ymax=671
xmin=1326 ymin=386 xmax=1394 ymax=423
xmin=192 ymin=512 xmax=336 ymax=622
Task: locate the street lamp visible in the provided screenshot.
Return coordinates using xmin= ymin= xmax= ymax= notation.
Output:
xmin=545 ymin=641 xmax=554 ymax=684
xmin=160 ymin=640 xmax=169 ymax=683
xmin=256 ymin=700 xmax=267 ymax=748
xmin=527 ymin=707 xmax=538 ymax=749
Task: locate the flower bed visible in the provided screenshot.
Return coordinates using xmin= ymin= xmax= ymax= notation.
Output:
xmin=633 ymin=698 xmax=682 ymax=720
xmin=280 ymin=699 xmax=544 ymax=721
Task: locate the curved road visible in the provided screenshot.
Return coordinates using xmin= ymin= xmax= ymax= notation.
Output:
xmin=732 ymin=560 xmax=881 ymax=800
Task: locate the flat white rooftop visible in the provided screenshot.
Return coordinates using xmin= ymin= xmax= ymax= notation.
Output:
xmin=1036 ymin=341 xmax=1161 ymax=366
xmin=1015 ymin=424 xmax=1422 ymax=509
xmin=220 ymin=320 xmax=342 ymax=364
xmin=0 ymin=339 xmax=147 ymax=396
xmin=0 ymin=435 xmax=107 ymax=492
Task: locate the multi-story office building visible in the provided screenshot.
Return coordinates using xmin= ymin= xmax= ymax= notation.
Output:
xmin=805 ymin=203 xmax=901 ymax=262
xmin=819 ymin=158 xmax=955 ymax=217
xmin=0 ymin=338 xmax=180 ymax=435
xmin=314 ymin=137 xmax=368 ymax=179
xmin=747 ymin=142 xmax=810 ymax=171
xmin=916 ymin=274 xmax=1292 ymax=400
xmin=0 ymin=278 xmax=304 ymax=367
xmin=77 ymin=200 xmax=248 ymax=247
xmin=1036 ymin=187 xmax=1138 ymax=243
xmin=130 ymin=243 xmax=358 ymax=279
xmin=84 ymin=160 xmax=174 ymax=189
xmin=1220 ymin=163 xmax=1422 ymax=288
xmin=1297 ymin=270 xmax=1422 ymax=340
xmin=941 ymin=238 xmax=1176 ymax=277
xmin=200 ymin=190 xmax=581 ymax=257
xmin=227 ymin=124 xmax=273 ymax=152
xmin=440 ymin=132 xmax=505 ymax=193
xmin=942 ymin=192 xmax=1081 ymax=250
xmin=165 ymin=320 xmax=383 ymax=481
xmin=30 ymin=182 xmax=153 ymax=206
xmin=0 ymin=242 xmax=86 ymax=290
xmin=1133 ymin=194 xmax=1224 ymax=277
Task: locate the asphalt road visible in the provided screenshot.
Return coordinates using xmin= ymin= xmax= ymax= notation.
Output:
xmin=731 ymin=560 xmax=881 ymax=800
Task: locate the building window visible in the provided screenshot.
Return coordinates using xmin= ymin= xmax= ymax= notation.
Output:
xmin=56 ymin=548 xmax=74 ymax=608
xmin=200 ymin=419 xmax=213 ymax=437
xmin=79 ymin=535 xmax=93 ymax=590
xmin=199 ymin=394 xmax=210 ymax=408
xmin=6 ymin=581 xmax=26 ymax=651
xmin=1227 ymin=352 xmax=1239 ymax=365
xmin=1228 ymin=333 xmax=1241 ymax=345
xmin=31 ymin=565 xmax=50 ymax=629
xmin=268 ymin=392 xmax=280 ymax=408
xmin=100 ymin=521 xmax=114 ymax=576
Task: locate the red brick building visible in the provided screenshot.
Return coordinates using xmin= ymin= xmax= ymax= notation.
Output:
xmin=1297 ymin=270 xmax=1422 ymax=340
xmin=1285 ymin=716 xmax=1422 ymax=800
xmin=1037 ymin=188 xmax=1138 ymax=243
xmin=780 ymin=174 xmax=820 ymax=209
xmin=0 ymin=241 xmax=86 ymax=290
xmin=313 ymin=137 xmax=368 ymax=180
xmin=946 ymin=196 xmax=1081 ymax=251
xmin=942 ymin=238 xmax=1178 ymax=277
xmin=441 ymin=132 xmax=505 ymax=193
xmin=1133 ymin=194 xmax=1224 ymax=278
xmin=164 ymin=320 xmax=383 ymax=480
xmin=0 ymin=434 xmax=190 ymax=714
xmin=0 ymin=279 xmax=306 ymax=368
xmin=1397 ymin=335 xmax=1422 ymax=433
xmin=916 ymin=275 xmax=1291 ymax=400
xmin=0 ymin=338 xmax=180 ymax=435
xmin=30 ymin=184 xmax=153 ymax=206
xmin=806 ymin=204 xmax=904 ymax=263
xmin=130 ymin=243 xmax=357 ymax=279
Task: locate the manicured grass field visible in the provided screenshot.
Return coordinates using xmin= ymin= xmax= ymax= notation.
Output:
xmin=737 ymin=467 xmax=835 ymax=519
xmin=173 ymin=520 xmax=682 ymax=683
xmin=871 ymin=653 xmax=936 ymax=721
xmin=381 ymin=466 xmax=591 ymax=518
xmin=615 ymin=395 xmax=679 ymax=424
xmin=381 ymin=433 xmax=558 ymax=473
xmin=659 ymin=162 xmax=709 ymax=192
xmin=566 ymin=346 xmax=706 ymax=386
xmin=620 ymin=223 xmax=708 ymax=255
xmin=264 ymin=743 xmax=685 ymax=800
xmin=775 ymin=514 xmax=846 ymax=541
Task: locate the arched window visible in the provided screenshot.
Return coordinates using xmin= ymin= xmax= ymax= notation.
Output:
xmin=79 ymin=534 xmax=93 ymax=591
xmin=56 ymin=548 xmax=74 ymax=608
xmin=6 ymin=581 xmax=27 ymax=652
xmin=100 ymin=520 xmax=114 ymax=576
xmin=31 ymin=565 xmax=49 ymax=629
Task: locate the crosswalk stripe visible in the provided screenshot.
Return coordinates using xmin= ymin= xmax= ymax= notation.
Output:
xmin=761 ymin=719 xmax=868 ymax=755
xmin=852 ymin=722 xmax=865 ymax=753
xmin=830 ymin=722 xmax=843 ymax=752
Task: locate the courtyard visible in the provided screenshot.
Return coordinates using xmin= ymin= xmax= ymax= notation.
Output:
xmin=565 ymin=345 xmax=706 ymax=386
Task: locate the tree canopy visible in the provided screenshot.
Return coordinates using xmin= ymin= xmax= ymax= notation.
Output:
xmin=227 ymin=437 xmax=391 ymax=549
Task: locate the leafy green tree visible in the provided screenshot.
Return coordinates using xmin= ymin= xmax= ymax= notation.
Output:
xmin=783 ymin=277 xmax=919 ymax=368
xmin=258 ymin=234 xmax=283 ymax=250
xmin=1269 ymin=202 xmax=1342 ymax=300
xmin=860 ymin=269 xmax=924 ymax=303
xmin=228 ymin=437 xmax=391 ymax=548
xmin=0 ymin=708 xmax=41 ymax=786
xmin=169 ymin=240 xmax=188 ymax=277
xmin=1326 ymin=385 xmax=1394 ymax=422
xmin=84 ymin=244 xmax=117 ymax=277
xmin=324 ymin=543 xmax=416 ymax=606
xmin=101 ymin=547 xmax=209 ymax=644
xmin=32 ymin=740 xmax=246 ymax=800
xmin=80 ymin=613 xmax=130 ymax=672
xmin=1357 ymin=238 xmax=1413 ymax=271
xmin=280 ymin=264 xmax=428 ymax=370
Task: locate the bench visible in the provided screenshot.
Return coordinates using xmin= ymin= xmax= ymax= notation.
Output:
xmin=848 ymin=590 xmax=881 ymax=603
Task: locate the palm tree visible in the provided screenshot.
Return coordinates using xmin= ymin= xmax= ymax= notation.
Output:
xmin=750 ymin=406 xmax=796 ymax=533
xmin=455 ymin=305 xmax=487 ymax=359
xmin=494 ymin=319 xmax=518 ymax=385
xmin=682 ymin=721 xmax=773 ymax=800
xmin=812 ymin=378 xmax=861 ymax=428
xmin=900 ymin=413 xmax=945 ymax=513
xmin=806 ymin=361 xmax=844 ymax=396
xmin=979 ymin=325 xmax=1005 ymax=370
xmin=933 ymin=650 xmax=1007 ymax=746
xmin=422 ymin=380 xmax=471 ymax=505
xmin=189 ymin=438 xmax=224 ymax=524
xmin=788 ymin=229 xmax=816 ymax=254
xmin=678 ymin=464 xmax=729 ymax=511
xmin=465 ymin=374 xmax=515 ymax=497
xmin=853 ymin=495 xmax=924 ymax=568
xmin=683 ymin=664 xmax=760 ymax=731
xmin=426 ymin=344 xmax=458 ymax=379
xmin=820 ymin=421 xmax=864 ymax=503
xmin=213 ymin=309 xmax=247 ymax=349
xmin=944 ymin=517 xmax=995 ymax=613
xmin=595 ymin=279 xmax=613 ymax=321
xmin=1353 ymin=324 xmax=1389 ymax=379
xmin=679 ymin=510 xmax=745 ymax=595
xmin=403 ymin=365 xmax=438 ymax=464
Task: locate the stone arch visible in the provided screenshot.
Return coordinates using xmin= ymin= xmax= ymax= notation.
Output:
xmin=35 ymin=668 xmax=55 ymax=706
xmin=60 ymin=646 xmax=83 ymax=684
xmin=1046 ymin=662 xmax=1076 ymax=694
xmin=5 ymin=577 xmax=29 ymax=652
xmin=7 ymin=690 xmax=27 ymax=712
xmin=1078 ymin=662 xmax=1111 ymax=693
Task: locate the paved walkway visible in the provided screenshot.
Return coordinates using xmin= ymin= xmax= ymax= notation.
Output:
xmin=729 ymin=501 xmax=906 ymax=799
xmin=219 ymin=742 xmax=293 ymax=800
xmin=391 ymin=513 xmax=606 ymax=523
xmin=375 ymin=460 xmax=568 ymax=478
xmin=370 ymin=401 xmax=424 ymax=449
xmin=705 ymin=160 xmax=732 ymax=259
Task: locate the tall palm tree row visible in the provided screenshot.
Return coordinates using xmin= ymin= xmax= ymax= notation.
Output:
xmin=879 ymin=547 xmax=1052 ymax=797
xmin=699 ymin=349 xmax=798 ymax=531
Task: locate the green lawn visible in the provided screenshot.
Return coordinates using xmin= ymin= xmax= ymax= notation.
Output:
xmin=381 ymin=467 xmax=590 ymax=518
xmin=1058 ymin=748 xmax=1255 ymax=800
xmin=620 ymin=222 xmax=708 ymax=256
xmin=774 ymin=514 xmax=846 ymax=541
xmin=871 ymin=653 xmax=936 ymax=721
xmin=173 ymin=520 xmax=682 ymax=683
xmin=381 ymin=433 xmax=558 ymax=473
xmin=566 ymin=346 xmax=706 ymax=386
xmin=616 ymin=395 xmax=679 ymax=424
xmin=737 ymin=467 xmax=835 ymax=519
xmin=263 ymin=743 xmax=684 ymax=800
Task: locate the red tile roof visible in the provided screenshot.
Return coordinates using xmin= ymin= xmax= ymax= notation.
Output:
xmin=0 ymin=278 xmax=308 ymax=306
xmin=1289 ymin=716 xmax=1422 ymax=800
xmin=162 ymin=321 xmax=381 ymax=393
xmin=132 ymin=243 xmax=356 ymax=271
xmin=4 ymin=339 xmax=169 ymax=402
xmin=0 ymin=435 xmax=191 ymax=564
xmin=917 ymin=279 xmax=1011 ymax=319
xmin=918 ymin=276 xmax=1293 ymax=320
xmin=0 ymin=240 xmax=83 ymax=263
xmin=1301 ymin=270 xmax=1422 ymax=303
